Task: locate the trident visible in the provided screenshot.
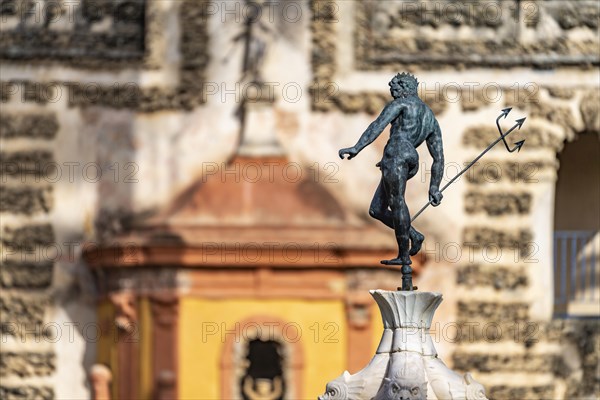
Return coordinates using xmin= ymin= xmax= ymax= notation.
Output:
xmin=411 ymin=109 xmax=527 ymax=222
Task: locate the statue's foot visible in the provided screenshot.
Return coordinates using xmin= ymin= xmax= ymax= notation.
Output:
xmin=380 ymin=258 xmax=410 ymax=265
xmin=409 ymin=231 xmax=424 ymax=256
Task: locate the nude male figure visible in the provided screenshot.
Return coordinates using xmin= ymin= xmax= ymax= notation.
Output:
xmin=339 ymin=73 xmax=444 ymax=284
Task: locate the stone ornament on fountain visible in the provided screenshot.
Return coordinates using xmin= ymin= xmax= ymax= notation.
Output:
xmin=319 ymin=291 xmax=489 ymax=400
xmin=373 ymin=352 xmax=428 ymax=400
xmin=318 ymin=371 xmax=366 ymax=400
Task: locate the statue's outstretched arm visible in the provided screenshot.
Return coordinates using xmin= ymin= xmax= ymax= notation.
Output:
xmin=426 ymin=122 xmax=444 ymax=206
xmin=339 ymin=101 xmax=401 ymax=160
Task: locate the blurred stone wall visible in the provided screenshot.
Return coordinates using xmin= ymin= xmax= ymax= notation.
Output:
xmin=0 ymin=0 xmax=598 ymax=399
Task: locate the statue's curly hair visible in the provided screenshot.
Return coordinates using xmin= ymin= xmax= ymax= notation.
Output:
xmin=389 ymin=72 xmax=419 ymax=98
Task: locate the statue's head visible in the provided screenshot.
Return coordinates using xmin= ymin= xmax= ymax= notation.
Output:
xmin=389 ymin=72 xmax=419 ymax=99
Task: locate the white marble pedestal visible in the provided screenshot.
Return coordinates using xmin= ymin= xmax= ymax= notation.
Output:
xmin=319 ymin=290 xmax=489 ymax=400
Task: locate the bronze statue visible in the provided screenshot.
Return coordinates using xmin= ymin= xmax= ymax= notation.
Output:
xmin=224 ymin=0 xmax=272 ymax=85
xmin=339 ymin=74 xmax=528 ymax=291
xmin=339 ymin=73 xmax=444 ymax=291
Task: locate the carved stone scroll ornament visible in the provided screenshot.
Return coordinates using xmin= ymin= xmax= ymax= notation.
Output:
xmin=108 ymin=292 xmax=137 ymax=333
xmin=243 ymin=376 xmax=283 ymax=400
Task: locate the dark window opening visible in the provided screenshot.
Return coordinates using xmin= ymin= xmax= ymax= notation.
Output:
xmin=553 ymin=133 xmax=600 ymax=317
xmin=240 ymin=339 xmax=285 ymax=400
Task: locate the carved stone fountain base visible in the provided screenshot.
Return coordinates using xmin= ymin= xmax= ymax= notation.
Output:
xmin=319 ymin=290 xmax=489 ymax=400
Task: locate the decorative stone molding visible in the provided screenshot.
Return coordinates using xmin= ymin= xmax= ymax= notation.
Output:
xmin=557 ymin=319 xmax=600 ymax=399
xmin=464 ymin=159 xmax=557 ymax=185
xmin=354 ymin=1 xmax=599 ymax=69
xmin=0 ymin=0 xmax=176 ymax=71
xmin=580 ymin=90 xmax=600 ymax=134
xmin=0 ymin=352 xmax=55 ymax=377
xmin=452 ymin=352 xmax=559 ymax=373
xmin=0 ymin=151 xmax=55 ymax=181
xmin=488 ymin=385 xmax=554 ymax=400
xmin=320 ymin=291 xmax=488 ymax=400
xmin=452 ymin=321 xmax=541 ymax=346
xmin=456 ymin=264 xmax=528 ymax=291
xmin=547 ymin=87 xmax=576 ymax=100
xmin=0 ymin=0 xmax=146 ymax=66
xmin=508 ymin=99 xmax=576 ymax=138
xmin=310 ymin=1 xmax=449 ymax=115
xmin=0 ymin=1 xmax=210 ymax=112
xmin=310 ymin=0 xmax=338 ymax=112
xmin=0 ymin=81 xmax=58 ymax=103
xmin=0 ymin=81 xmax=12 ymax=102
xmin=462 ymin=227 xmax=533 ymax=257
xmin=311 ymin=0 xmax=337 ymax=85
xmin=462 ymin=124 xmax=562 ymax=151
xmin=464 ymin=191 xmax=532 ymax=216
xmin=0 ymin=294 xmax=48 ymax=331
xmin=457 ymin=301 xmax=530 ymax=322
xmin=460 ymin=89 xmax=496 ymax=112
xmin=0 ymin=260 xmax=53 ymax=289
xmin=0 ymin=385 xmax=54 ymax=400
xmin=108 ymin=292 xmax=137 ymax=332
xmin=0 ymin=113 xmax=58 ymax=139
xmin=1 ymin=224 xmax=55 ymax=252
xmin=315 ymin=90 xmax=448 ymax=116
xmin=98 ymin=268 xmax=178 ymax=294
xmin=0 ymin=186 xmax=53 ymax=215
xmin=454 ymin=319 xmax=598 ymax=347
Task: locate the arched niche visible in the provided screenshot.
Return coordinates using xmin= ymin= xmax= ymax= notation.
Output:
xmin=220 ymin=315 xmax=305 ymax=400
xmin=553 ymin=132 xmax=600 ymax=316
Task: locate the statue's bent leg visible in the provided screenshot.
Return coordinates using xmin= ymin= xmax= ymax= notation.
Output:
xmin=369 ymin=179 xmax=394 ymax=229
xmin=409 ymin=227 xmax=424 ymax=256
xmin=370 ymin=177 xmax=425 ymax=258
xmin=380 ymin=163 xmax=411 ymax=266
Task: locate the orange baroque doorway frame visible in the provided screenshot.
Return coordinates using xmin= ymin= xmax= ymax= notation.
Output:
xmin=220 ymin=315 xmax=305 ymax=399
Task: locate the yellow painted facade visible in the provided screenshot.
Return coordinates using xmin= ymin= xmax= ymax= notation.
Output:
xmin=179 ymin=298 xmax=350 ymax=399
xmin=96 ymin=293 xmax=386 ymax=398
